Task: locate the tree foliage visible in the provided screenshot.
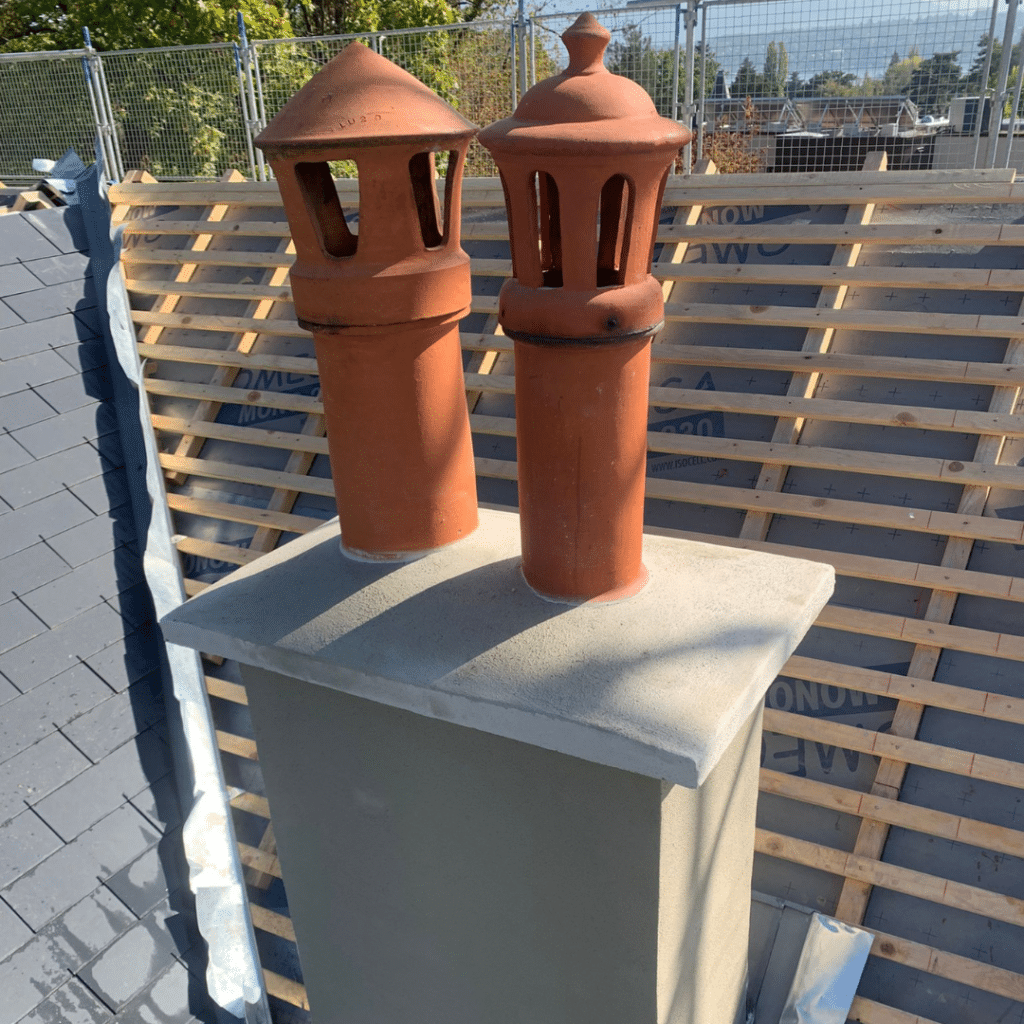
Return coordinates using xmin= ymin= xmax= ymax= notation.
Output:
xmin=0 ymin=0 xmax=291 ymax=52
xmin=904 ymin=50 xmax=961 ymax=114
xmin=286 ymin=0 xmax=457 ymax=38
xmin=605 ymin=25 xmax=720 ymax=117
xmin=762 ymin=40 xmax=788 ymax=97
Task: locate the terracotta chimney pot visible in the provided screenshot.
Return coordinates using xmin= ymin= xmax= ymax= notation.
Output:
xmin=479 ymin=14 xmax=690 ymax=602
xmin=255 ymin=43 xmax=479 ymax=560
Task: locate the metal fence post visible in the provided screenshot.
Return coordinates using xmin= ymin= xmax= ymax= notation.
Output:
xmin=234 ymin=42 xmax=259 ymax=181
xmin=681 ymin=0 xmax=697 ymax=170
xmin=987 ymin=0 xmax=1020 ymax=166
xmin=510 ymin=21 xmax=519 ymax=110
xmin=1004 ymin=20 xmax=1024 ymax=167
xmin=516 ymin=0 xmax=528 ymax=103
xmin=82 ymin=27 xmax=124 ymax=181
xmin=695 ymin=0 xmax=708 ymax=163
xmin=237 ymin=12 xmax=267 ymax=181
xmin=970 ymin=0 xmax=1001 ymax=168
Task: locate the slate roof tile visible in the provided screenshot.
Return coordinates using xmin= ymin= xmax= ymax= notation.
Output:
xmin=0 ymin=808 xmax=62 ymax=889
xmin=0 ymin=432 xmax=32 ymax=475
xmin=24 ymin=252 xmax=91 ymax=288
xmin=0 ymin=389 xmax=53 ymax=432
xmin=0 ymin=215 xmax=61 ymax=264
xmin=0 ymin=350 xmax=74 ymax=399
xmin=31 ymin=727 xmax=172 ymax=842
xmin=0 ymin=314 xmax=91 ymax=361
xmin=107 ymin=582 xmax=157 ymax=632
xmin=76 ymin=900 xmax=180 ymax=1013
xmin=45 ymin=523 xmax=134 ymax=580
xmin=10 ymin=402 xmax=115 ymax=460
xmin=34 ymin=366 xmax=111 ymax=414
xmin=4 ymin=278 xmax=97 ymax=325
xmin=0 ymin=885 xmax=135 ymax=1024
xmin=20 ymin=551 xmax=142 ymax=629
xmin=1 ymin=802 xmax=160 ymax=928
xmin=0 ymin=207 xmax=190 ymax=1024
xmin=0 ymin=543 xmax=72 ymax=599
xmin=23 ymin=209 xmax=90 ymax=256
xmin=103 ymin=829 xmax=188 ymax=918
xmin=0 ymin=731 xmax=90 ymax=825
xmin=68 ymin=471 xmax=131 ymax=517
xmin=0 ymin=661 xmax=111 ymax=763
xmin=0 ymin=601 xmax=124 ymax=692
xmin=128 ymin=775 xmax=183 ymax=836
xmin=72 ymin=307 xmax=104 ymax=340
xmin=0 ymin=442 xmax=105 ymax=509
xmin=52 ymin=340 xmax=106 ymax=377
xmin=0 ymin=675 xmax=18 ymax=706
xmin=0 ymin=898 xmax=32 ymax=961
xmin=84 ymin=632 xmax=161 ymax=693
xmin=0 ymin=598 xmax=45 ymax=655
xmin=0 ymin=263 xmax=42 ymax=299
xmin=13 ymin=975 xmax=111 ymax=1024
xmin=0 ymin=301 xmax=22 ymax=331
xmin=108 ymin=959 xmax=199 ymax=1024
xmin=0 ymin=488 xmax=96 ymax=560
xmin=61 ymin=674 xmax=165 ymax=764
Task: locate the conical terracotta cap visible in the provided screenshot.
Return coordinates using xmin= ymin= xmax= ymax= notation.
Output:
xmin=479 ymin=12 xmax=689 ymax=153
xmin=255 ymin=41 xmax=476 ymax=153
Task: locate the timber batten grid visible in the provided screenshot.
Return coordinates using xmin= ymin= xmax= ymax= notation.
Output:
xmin=111 ymin=161 xmax=1024 ymax=1024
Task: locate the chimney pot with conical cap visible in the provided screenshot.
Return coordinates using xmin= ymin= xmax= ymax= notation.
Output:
xmin=255 ymin=43 xmax=479 ymax=561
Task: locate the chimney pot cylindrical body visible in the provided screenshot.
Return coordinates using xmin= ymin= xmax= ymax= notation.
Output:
xmin=256 ymin=43 xmax=479 ymax=560
xmin=478 ymin=14 xmax=690 ymax=602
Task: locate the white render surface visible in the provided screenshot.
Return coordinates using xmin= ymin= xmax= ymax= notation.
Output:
xmin=160 ymin=507 xmax=833 ymax=787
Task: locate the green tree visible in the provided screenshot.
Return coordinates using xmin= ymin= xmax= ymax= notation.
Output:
xmin=286 ymin=0 xmax=457 ymax=37
xmin=805 ymin=69 xmax=857 ymax=96
xmin=882 ymin=46 xmax=921 ymax=94
xmin=785 ymin=70 xmax=803 ymax=97
xmin=964 ymin=33 xmax=1018 ymax=93
xmin=730 ymin=56 xmax=762 ymax=98
xmin=762 ymin=40 xmax=788 ymax=97
xmin=606 ymin=25 xmax=675 ymax=116
xmin=0 ymin=0 xmax=291 ymax=52
xmin=692 ymin=42 xmax=721 ymax=99
xmin=905 ymin=50 xmax=962 ymax=115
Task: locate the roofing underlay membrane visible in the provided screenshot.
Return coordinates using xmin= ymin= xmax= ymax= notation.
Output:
xmin=101 ymin=162 xmax=1024 ymax=1024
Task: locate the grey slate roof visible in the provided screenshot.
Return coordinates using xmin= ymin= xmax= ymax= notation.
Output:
xmin=0 ymin=205 xmax=216 ymax=1024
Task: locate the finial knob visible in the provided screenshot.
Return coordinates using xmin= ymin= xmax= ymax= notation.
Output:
xmin=562 ymin=13 xmax=611 ymax=75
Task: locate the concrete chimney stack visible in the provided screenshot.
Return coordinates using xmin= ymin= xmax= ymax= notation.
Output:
xmin=479 ymin=13 xmax=690 ymax=602
xmin=255 ymin=43 xmax=478 ymax=561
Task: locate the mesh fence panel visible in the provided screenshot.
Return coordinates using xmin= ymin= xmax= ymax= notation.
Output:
xmin=699 ymin=0 xmax=1009 ymax=172
xmin=101 ymin=43 xmax=251 ymax=179
xmin=254 ymin=23 xmax=514 ymax=177
xmin=0 ymin=51 xmax=97 ymax=182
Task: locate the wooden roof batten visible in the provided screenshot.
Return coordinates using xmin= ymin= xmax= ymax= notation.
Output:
xmin=111 ymin=160 xmax=1024 ymax=1024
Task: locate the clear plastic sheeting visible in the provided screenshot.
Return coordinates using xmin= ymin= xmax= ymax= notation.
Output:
xmin=77 ymin=154 xmax=271 ymax=1024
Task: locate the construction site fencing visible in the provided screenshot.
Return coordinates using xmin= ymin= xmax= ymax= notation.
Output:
xmin=250 ymin=21 xmax=514 ymax=178
xmin=0 ymin=0 xmax=1022 ymax=182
